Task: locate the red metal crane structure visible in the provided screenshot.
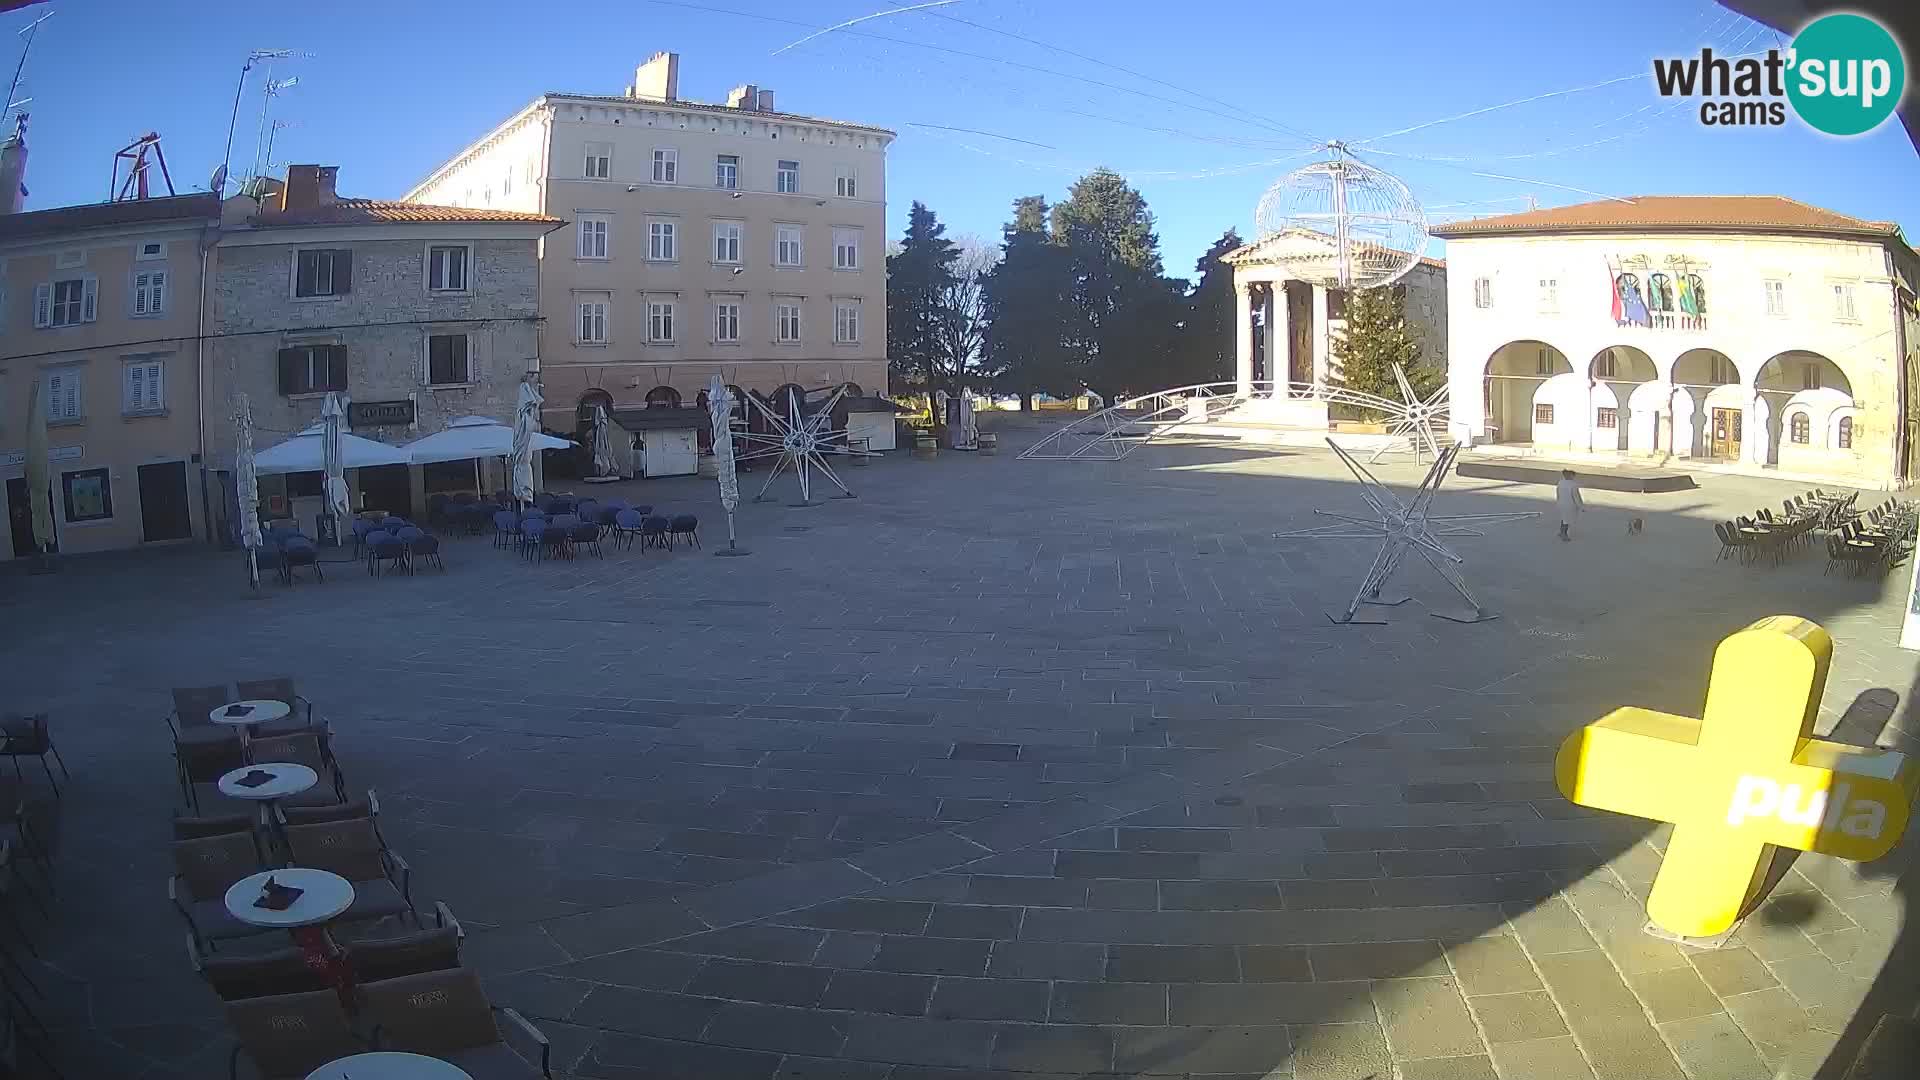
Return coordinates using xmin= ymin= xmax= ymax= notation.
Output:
xmin=110 ymin=132 xmax=176 ymax=201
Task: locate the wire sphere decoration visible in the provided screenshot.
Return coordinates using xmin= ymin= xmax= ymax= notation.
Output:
xmin=1254 ymin=143 xmax=1428 ymax=291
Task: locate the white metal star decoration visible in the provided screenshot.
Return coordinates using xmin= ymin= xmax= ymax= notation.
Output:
xmin=734 ymin=384 xmax=870 ymax=506
xmin=1276 ymin=439 xmax=1537 ymax=624
xmin=1367 ymin=363 xmax=1452 ymax=465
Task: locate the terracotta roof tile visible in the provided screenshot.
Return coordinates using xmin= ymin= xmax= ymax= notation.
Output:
xmin=251 ymin=199 xmax=562 ymax=227
xmin=1429 ymin=195 xmax=1902 ymax=240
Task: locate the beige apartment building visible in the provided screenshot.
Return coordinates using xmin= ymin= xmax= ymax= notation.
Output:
xmin=0 ymin=191 xmax=220 ymax=560
xmin=404 ymin=52 xmax=892 ymax=433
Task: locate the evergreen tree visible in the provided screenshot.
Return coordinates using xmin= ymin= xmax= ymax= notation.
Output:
xmin=886 ymin=202 xmax=960 ymax=406
xmin=1049 ymin=168 xmax=1165 ymax=399
xmin=982 ymin=196 xmax=1074 ymax=407
xmin=1175 ymin=228 xmax=1243 ymax=386
xmin=1329 ymin=286 xmax=1438 ymax=415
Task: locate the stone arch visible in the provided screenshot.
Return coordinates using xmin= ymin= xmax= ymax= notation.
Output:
xmin=575 ymin=389 xmax=615 ymax=431
xmin=1670 ymin=348 xmax=1743 ymax=458
xmin=1754 ymin=351 xmax=1853 ymax=466
xmin=1483 ymin=341 xmax=1572 ymax=444
xmin=645 ymin=385 xmax=683 ymax=408
xmin=1589 ymin=346 xmax=1658 ymax=451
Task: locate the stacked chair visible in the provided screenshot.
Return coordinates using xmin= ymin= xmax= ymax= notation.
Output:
xmin=1824 ymin=498 xmax=1917 ymax=578
xmin=1714 ymin=489 xmax=1864 ymax=567
xmin=0 ymin=714 xmax=69 ymax=1077
xmin=163 ymin=681 xmax=556 ymax=1079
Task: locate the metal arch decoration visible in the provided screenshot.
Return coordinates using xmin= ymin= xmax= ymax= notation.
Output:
xmin=1274 ymin=440 xmax=1538 ymax=625
xmin=1019 ymin=365 xmax=1448 ymax=463
xmin=735 ymin=384 xmax=869 ymax=506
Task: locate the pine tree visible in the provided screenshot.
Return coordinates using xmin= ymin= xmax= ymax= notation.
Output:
xmin=1175 ymin=228 xmax=1243 ymax=386
xmin=982 ymin=196 xmax=1074 ymax=406
xmin=1049 ymin=169 xmax=1166 ymax=399
xmin=1330 ymin=286 xmax=1438 ymax=415
xmin=886 ymin=202 xmax=960 ymax=406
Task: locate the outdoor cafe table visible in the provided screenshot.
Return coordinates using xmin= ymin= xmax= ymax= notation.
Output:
xmin=210 ymin=699 xmax=291 ymax=759
xmin=226 ymin=868 xmax=357 ymax=1005
xmin=218 ymin=763 xmax=318 ymax=852
xmin=306 ymin=1052 xmax=474 ymax=1079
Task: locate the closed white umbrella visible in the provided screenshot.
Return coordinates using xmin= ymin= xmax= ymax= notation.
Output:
xmin=24 ymin=379 xmax=53 ymax=570
xmin=236 ymin=393 xmax=263 ymax=588
xmin=707 ymin=375 xmax=748 ymax=557
xmin=320 ymin=392 xmax=351 ymax=543
xmin=592 ymin=405 xmax=618 ymax=478
xmin=511 ymin=380 xmax=542 ymax=509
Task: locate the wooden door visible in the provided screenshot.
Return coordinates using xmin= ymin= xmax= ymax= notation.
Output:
xmin=137 ymin=461 xmax=193 ymax=542
xmin=1710 ymin=408 xmax=1743 ymax=459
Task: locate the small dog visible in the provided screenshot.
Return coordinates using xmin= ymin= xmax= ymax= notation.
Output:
xmin=1626 ymin=516 xmax=1644 ymax=536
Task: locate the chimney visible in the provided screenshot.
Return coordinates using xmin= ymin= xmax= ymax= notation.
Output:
xmin=631 ymin=52 xmax=679 ymax=102
xmin=0 ymin=113 xmax=27 ymax=215
xmin=725 ymin=84 xmax=758 ymax=110
xmin=755 ymin=89 xmax=775 ymax=112
xmin=280 ymin=165 xmax=338 ymax=212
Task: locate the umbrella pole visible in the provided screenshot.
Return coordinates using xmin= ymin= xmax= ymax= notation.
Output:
xmin=248 ymin=546 xmax=259 ymax=591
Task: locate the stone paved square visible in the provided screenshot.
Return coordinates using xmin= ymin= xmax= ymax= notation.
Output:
xmin=5 ymin=418 xmax=1919 ymax=1078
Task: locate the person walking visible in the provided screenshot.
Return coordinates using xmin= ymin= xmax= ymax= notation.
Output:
xmin=1556 ymin=469 xmax=1585 ymax=541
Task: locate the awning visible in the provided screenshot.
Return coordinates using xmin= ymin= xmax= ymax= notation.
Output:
xmin=405 ymin=415 xmax=572 ymax=464
xmin=254 ymin=422 xmax=411 ymax=475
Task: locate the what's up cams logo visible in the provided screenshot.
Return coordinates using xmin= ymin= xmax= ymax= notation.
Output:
xmin=1652 ymin=13 xmax=1906 ymax=136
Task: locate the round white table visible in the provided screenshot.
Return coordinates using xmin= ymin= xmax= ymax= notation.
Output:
xmin=225 ymin=868 xmax=355 ymax=929
xmin=217 ymin=762 xmax=317 ymax=802
xmin=210 ymin=699 xmax=291 ymax=731
xmin=306 ymin=1052 xmax=473 ymax=1079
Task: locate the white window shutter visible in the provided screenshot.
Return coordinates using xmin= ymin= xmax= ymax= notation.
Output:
xmin=149 ymin=363 xmax=165 ymax=407
xmin=33 ymin=283 xmax=51 ymax=328
xmin=153 ymin=272 xmax=166 ymax=313
xmin=81 ymin=278 xmax=98 ymax=322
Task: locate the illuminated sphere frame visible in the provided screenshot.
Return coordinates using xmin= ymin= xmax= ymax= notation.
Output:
xmin=1254 ymin=143 xmax=1429 ymax=291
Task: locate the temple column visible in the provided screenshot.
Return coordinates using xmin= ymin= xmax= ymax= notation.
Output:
xmin=1270 ymin=283 xmax=1292 ymax=396
xmin=1234 ymin=284 xmax=1254 ymax=395
xmin=1311 ymin=285 xmax=1332 ymax=388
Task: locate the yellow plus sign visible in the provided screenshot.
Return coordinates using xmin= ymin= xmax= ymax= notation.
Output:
xmin=1555 ymin=616 xmax=1920 ymax=938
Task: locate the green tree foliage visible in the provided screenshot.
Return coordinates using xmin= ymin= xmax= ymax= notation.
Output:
xmin=1175 ymin=228 xmax=1243 ymax=386
xmin=1329 ymin=286 xmax=1440 ymax=414
xmin=981 ymin=196 xmax=1075 ymax=405
xmin=886 ymin=201 xmax=959 ymax=400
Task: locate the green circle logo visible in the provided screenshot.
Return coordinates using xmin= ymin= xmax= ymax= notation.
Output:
xmin=1787 ymin=13 xmax=1906 ymax=136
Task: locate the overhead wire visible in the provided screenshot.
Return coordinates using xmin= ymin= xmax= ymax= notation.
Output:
xmin=770 ymin=0 xmax=965 ymax=57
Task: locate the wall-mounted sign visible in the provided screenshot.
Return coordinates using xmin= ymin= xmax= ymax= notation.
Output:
xmin=350 ymin=400 xmax=415 ymax=427
xmin=0 ymin=445 xmax=84 ymax=469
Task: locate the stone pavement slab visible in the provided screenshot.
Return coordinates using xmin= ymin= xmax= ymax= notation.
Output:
xmin=4 ymin=429 xmax=1917 ymax=1078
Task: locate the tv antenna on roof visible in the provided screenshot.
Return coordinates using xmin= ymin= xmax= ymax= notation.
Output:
xmin=246 ymin=74 xmax=298 ymax=184
xmin=3 ymin=9 xmax=53 ymax=127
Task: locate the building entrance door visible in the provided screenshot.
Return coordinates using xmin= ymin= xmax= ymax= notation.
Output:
xmin=137 ymin=461 xmax=193 ymax=542
xmin=1710 ymin=408 xmax=1743 ymax=460
xmin=6 ymin=477 xmax=51 ymax=558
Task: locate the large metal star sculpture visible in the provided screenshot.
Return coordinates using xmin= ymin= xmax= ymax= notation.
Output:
xmin=1367 ymin=363 xmax=1452 ymax=465
xmin=1276 ymin=439 xmax=1537 ymax=624
xmin=735 ymin=384 xmax=869 ymax=506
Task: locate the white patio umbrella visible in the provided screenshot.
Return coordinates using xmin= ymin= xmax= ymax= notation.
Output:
xmin=592 ymin=405 xmax=618 ymax=478
xmin=511 ymin=380 xmax=543 ymax=508
xmin=707 ymin=375 xmax=748 ymax=557
xmin=24 ymin=380 xmax=53 ymax=569
xmin=320 ymin=392 xmax=350 ymax=543
xmin=253 ymin=424 xmax=411 ymax=474
xmin=236 ymin=393 xmax=263 ymax=589
xmin=404 ymin=415 xmax=571 ymax=494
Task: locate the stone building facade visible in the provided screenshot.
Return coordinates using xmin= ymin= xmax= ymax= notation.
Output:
xmin=402 ymin=52 xmax=892 ymax=435
xmin=206 ymin=166 xmax=560 ymax=521
xmin=1434 ymin=196 xmax=1920 ymax=489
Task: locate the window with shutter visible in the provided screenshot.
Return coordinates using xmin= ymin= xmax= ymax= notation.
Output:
xmin=427 ymin=335 xmax=470 ymax=385
xmin=327 ymin=345 xmax=348 ymax=391
xmin=33 ymin=283 xmax=50 ymax=328
xmin=277 ymin=345 xmax=347 ymax=395
xmin=81 ymin=278 xmax=97 ymax=322
xmin=45 ymin=369 xmax=81 ymax=421
xmin=124 ymin=360 xmax=165 ymax=414
xmin=333 ymin=251 xmax=353 ymax=295
xmin=295 ymin=250 xmax=341 ymax=297
xmin=133 ymin=270 xmax=167 ymax=316
xmin=45 ymin=278 xmax=90 ymax=327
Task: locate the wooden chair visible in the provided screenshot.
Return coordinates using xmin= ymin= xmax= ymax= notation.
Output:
xmin=223 ymin=989 xmax=364 ymax=1080
xmin=361 ymin=968 xmax=551 ymax=1078
xmin=284 ymin=817 xmax=416 ymax=933
xmin=169 ymin=832 xmax=273 ymax=951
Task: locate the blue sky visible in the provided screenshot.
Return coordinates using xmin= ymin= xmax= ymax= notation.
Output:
xmin=7 ymin=0 xmax=1916 ymax=281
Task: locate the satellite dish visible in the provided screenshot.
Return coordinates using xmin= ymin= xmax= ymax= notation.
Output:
xmin=209 ymin=164 xmax=229 ymax=195
xmin=1254 ymin=143 xmax=1428 ymax=291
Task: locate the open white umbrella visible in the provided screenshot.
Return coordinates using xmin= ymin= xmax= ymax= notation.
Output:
xmin=25 ymin=380 xmax=52 ymax=569
xmin=405 ymin=415 xmax=571 ymax=495
xmin=511 ymin=380 xmax=543 ymax=508
xmin=253 ymin=423 xmax=410 ymax=474
xmin=236 ymin=393 xmax=263 ymax=588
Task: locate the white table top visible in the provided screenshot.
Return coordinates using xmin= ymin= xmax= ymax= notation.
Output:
xmin=305 ymin=1053 xmax=473 ymax=1079
xmin=210 ymin=699 xmax=292 ymax=727
xmin=225 ymin=868 xmax=355 ymax=929
xmin=217 ymin=762 xmax=318 ymax=801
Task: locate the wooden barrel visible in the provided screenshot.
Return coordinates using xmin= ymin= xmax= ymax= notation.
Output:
xmin=912 ymin=432 xmax=938 ymax=458
xmin=977 ymin=432 xmax=999 ymax=455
